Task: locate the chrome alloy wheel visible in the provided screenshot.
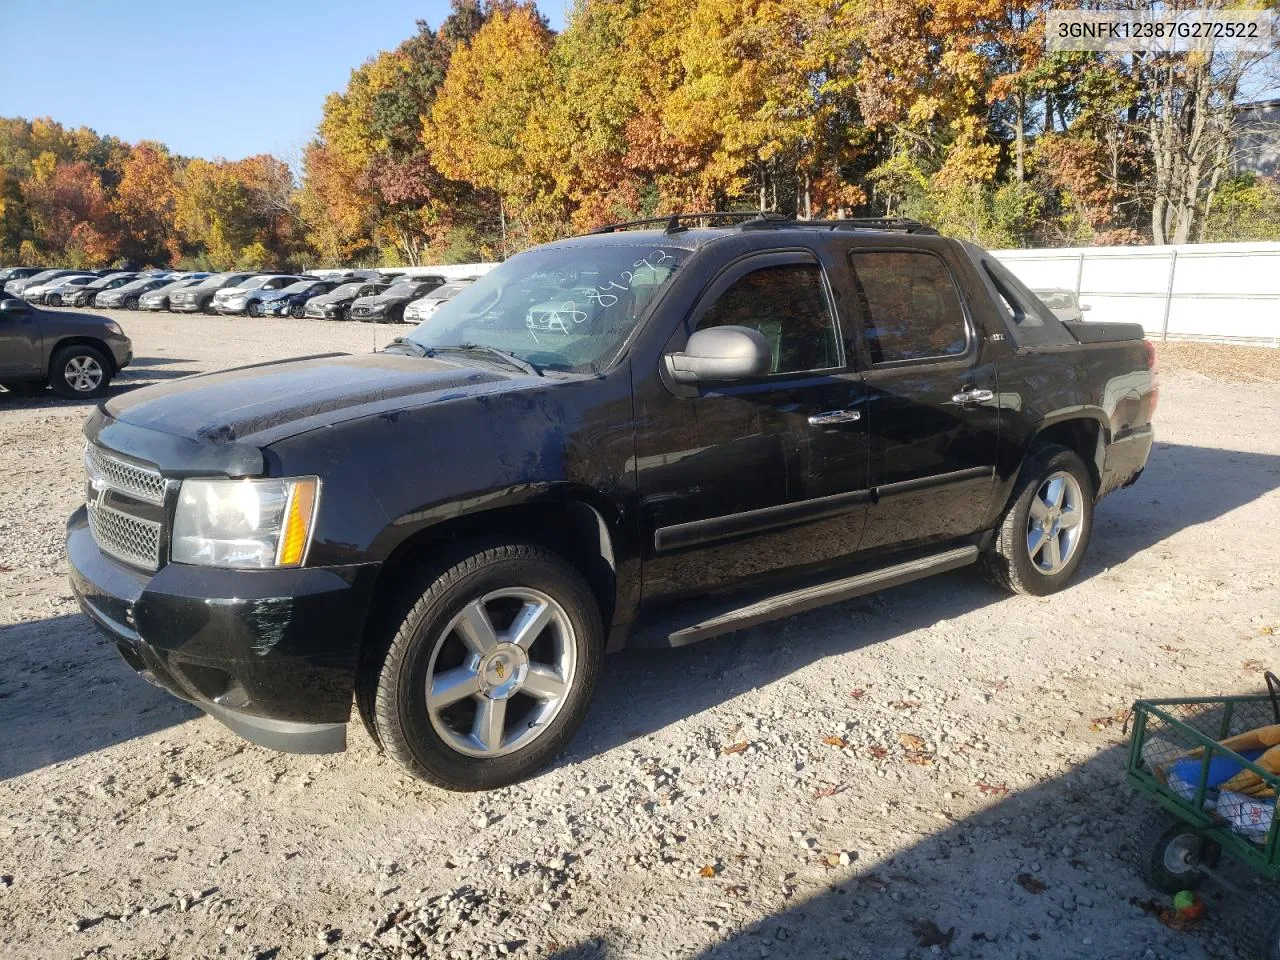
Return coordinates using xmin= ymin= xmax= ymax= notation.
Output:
xmin=64 ymin=355 xmax=105 ymax=393
xmin=1026 ymin=470 xmax=1085 ymax=574
xmin=425 ymin=588 xmax=577 ymax=758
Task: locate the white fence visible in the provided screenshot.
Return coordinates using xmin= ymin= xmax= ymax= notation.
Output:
xmin=992 ymin=242 xmax=1280 ymax=346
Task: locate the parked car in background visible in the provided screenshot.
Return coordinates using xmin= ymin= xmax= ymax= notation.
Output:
xmin=402 ymin=279 xmax=477 ymax=324
xmin=139 ymin=277 xmax=208 ymax=312
xmin=168 ymin=273 xmax=256 ymax=313
xmin=256 ymin=279 xmax=345 ymax=318
xmin=349 ymin=277 xmax=444 ymax=323
xmin=64 ymin=272 xmax=138 ymax=308
xmin=212 ymin=274 xmax=314 ymax=317
xmin=4 ymin=269 xmax=81 ymax=298
xmin=0 ymin=296 xmax=131 ymax=398
xmin=0 ymin=267 xmax=44 ymax=290
xmin=95 ymin=276 xmax=176 ymax=310
xmin=23 ymin=273 xmax=98 ymax=305
xmin=1033 ymin=288 xmax=1091 ymax=323
xmin=304 ymin=280 xmax=389 ymax=321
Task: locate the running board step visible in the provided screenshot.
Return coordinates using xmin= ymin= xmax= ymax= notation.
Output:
xmin=666 ymin=545 xmax=980 ymax=647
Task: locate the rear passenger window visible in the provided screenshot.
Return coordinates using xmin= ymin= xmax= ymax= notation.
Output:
xmin=848 ymin=252 xmax=967 ymax=363
xmin=695 ymin=264 xmax=840 ymax=374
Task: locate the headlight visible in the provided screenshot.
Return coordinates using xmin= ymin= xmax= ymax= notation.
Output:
xmin=105 ymin=321 xmax=123 ymax=334
xmin=172 ymin=477 xmax=319 ymax=568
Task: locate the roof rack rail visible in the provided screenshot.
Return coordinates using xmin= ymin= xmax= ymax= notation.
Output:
xmin=590 ymin=211 xmax=786 ymax=235
xmin=737 ymin=216 xmax=938 ymax=235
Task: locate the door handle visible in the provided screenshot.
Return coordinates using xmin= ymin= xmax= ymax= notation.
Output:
xmin=951 ymin=388 xmax=994 ymax=405
xmin=808 ymin=409 xmax=862 ymax=426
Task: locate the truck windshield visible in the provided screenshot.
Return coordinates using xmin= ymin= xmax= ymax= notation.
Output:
xmin=403 ymin=244 xmax=687 ymax=374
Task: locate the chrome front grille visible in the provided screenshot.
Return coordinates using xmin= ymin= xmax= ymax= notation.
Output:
xmin=84 ymin=444 xmax=168 ymax=571
xmin=87 ymin=501 xmax=162 ymax=570
xmin=85 ymin=443 xmax=165 ymax=503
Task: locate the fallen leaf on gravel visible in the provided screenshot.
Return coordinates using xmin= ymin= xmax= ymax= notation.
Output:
xmin=1159 ymin=644 xmax=1180 ymax=652
xmin=723 ymin=884 xmax=749 ymax=898
xmin=899 ymin=733 xmax=927 ymax=751
xmin=891 ymin=700 xmax=922 ymax=710
xmin=0 ymin=565 xmax=12 ymax=573
xmin=1243 ymin=659 xmax=1266 ymax=672
xmin=848 ymin=688 xmax=866 ymax=699
xmin=903 ymin=751 xmax=935 ymax=766
xmin=1261 ymin=626 xmax=1274 ymax=636
xmin=1089 ymin=708 xmax=1130 ymax=731
xmin=976 ymin=780 xmax=1010 ymax=796
xmin=822 ymin=735 xmax=849 ymax=748
xmin=812 ymin=784 xmax=846 ymax=799
xmin=911 ymin=919 xmax=955 ymax=948
xmin=1016 ymin=873 xmax=1047 ymax=894
xmin=721 ymin=741 xmax=749 ymax=755
xmin=699 ymin=865 xmax=717 ymax=878
xmin=868 ymin=744 xmax=889 ymax=760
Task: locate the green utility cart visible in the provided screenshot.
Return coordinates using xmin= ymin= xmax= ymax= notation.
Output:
xmin=1127 ymin=675 xmax=1280 ymax=960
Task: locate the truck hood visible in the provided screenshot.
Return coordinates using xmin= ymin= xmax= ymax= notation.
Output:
xmin=102 ymin=352 xmax=516 ymax=449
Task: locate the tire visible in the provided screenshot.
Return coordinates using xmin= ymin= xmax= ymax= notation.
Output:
xmin=290 ymin=302 xmax=306 ymax=319
xmin=363 ymin=542 xmax=603 ymax=791
xmin=47 ymin=293 xmax=62 ymax=307
xmin=982 ymin=443 xmax=1095 ymax=597
xmin=202 ymin=300 xmax=217 ymax=315
xmin=1137 ymin=815 xmax=1220 ymax=894
xmin=123 ymin=296 xmax=139 ymax=310
xmin=49 ymin=344 xmax=113 ymax=399
xmin=247 ymin=301 xmax=262 ymax=318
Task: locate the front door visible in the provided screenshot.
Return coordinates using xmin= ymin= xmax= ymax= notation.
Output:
xmin=845 ymin=247 xmax=1001 ymax=553
xmin=634 ymin=251 xmax=871 ymax=607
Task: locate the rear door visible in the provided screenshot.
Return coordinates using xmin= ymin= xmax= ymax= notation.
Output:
xmin=0 ymin=302 xmax=42 ymax=376
xmin=845 ymin=245 xmax=1001 ymax=553
xmin=637 ymin=249 xmax=870 ymax=603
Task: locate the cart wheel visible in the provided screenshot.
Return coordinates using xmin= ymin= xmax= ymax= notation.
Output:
xmin=1138 ymin=815 xmax=1221 ymax=894
xmin=1250 ymin=889 xmax=1280 ymax=960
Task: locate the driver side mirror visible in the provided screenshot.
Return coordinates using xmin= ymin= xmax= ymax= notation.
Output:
xmin=0 ymin=297 xmax=31 ymax=316
xmin=665 ymin=326 xmax=772 ymax=384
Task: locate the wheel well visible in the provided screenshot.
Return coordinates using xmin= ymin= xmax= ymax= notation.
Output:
xmin=49 ymin=337 xmax=116 ymax=374
xmin=364 ymin=500 xmax=617 ymax=651
xmin=1032 ymin=418 xmax=1104 ymax=491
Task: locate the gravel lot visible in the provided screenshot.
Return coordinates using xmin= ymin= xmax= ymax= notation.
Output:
xmin=2 ymin=312 xmax=1279 ymax=960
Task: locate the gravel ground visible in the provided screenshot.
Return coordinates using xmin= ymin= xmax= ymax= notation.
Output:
xmin=1 ymin=311 xmax=1279 ymax=960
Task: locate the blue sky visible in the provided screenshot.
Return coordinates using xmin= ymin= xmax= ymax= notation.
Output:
xmin=0 ymin=0 xmax=566 ymax=162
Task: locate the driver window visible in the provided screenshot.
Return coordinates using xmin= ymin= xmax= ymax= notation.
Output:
xmin=694 ymin=264 xmax=840 ymax=374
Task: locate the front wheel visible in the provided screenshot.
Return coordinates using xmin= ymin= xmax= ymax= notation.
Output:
xmin=47 ymin=293 xmax=62 ymax=307
xmin=247 ymin=301 xmax=262 ymax=318
xmin=983 ymin=444 xmax=1095 ymax=596
xmin=123 ymin=295 xmax=139 ymax=310
xmin=363 ymin=543 xmax=603 ymax=790
xmin=50 ymin=344 xmax=112 ymax=399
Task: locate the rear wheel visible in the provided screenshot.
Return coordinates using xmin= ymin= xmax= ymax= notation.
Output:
xmin=983 ymin=444 xmax=1094 ymax=596
xmin=363 ymin=542 xmax=602 ymax=790
xmin=247 ymin=300 xmax=262 ymax=318
xmin=290 ymin=302 xmax=306 ymax=319
xmin=49 ymin=344 xmax=112 ymax=399
xmin=47 ymin=293 xmax=62 ymax=307
xmin=123 ymin=295 xmax=139 ymax=310
xmin=1137 ymin=815 xmax=1220 ymax=894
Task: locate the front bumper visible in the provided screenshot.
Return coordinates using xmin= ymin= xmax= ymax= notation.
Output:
xmin=66 ymin=507 xmax=379 ymax=754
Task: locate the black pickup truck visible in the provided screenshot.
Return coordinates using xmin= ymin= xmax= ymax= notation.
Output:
xmin=66 ymin=215 xmax=1155 ymax=790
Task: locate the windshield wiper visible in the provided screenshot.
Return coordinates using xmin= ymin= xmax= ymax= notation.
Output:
xmin=428 ymin=343 xmax=543 ymax=377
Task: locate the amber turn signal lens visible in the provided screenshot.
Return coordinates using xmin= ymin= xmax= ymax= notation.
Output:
xmin=276 ymin=479 xmax=318 ymax=566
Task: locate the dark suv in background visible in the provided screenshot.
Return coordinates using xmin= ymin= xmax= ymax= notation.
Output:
xmin=349 ymin=277 xmax=444 ymax=323
xmin=95 ymin=276 xmax=174 ymax=310
xmin=303 ymin=280 xmax=389 ymax=321
xmin=212 ymin=274 xmax=315 ymax=316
